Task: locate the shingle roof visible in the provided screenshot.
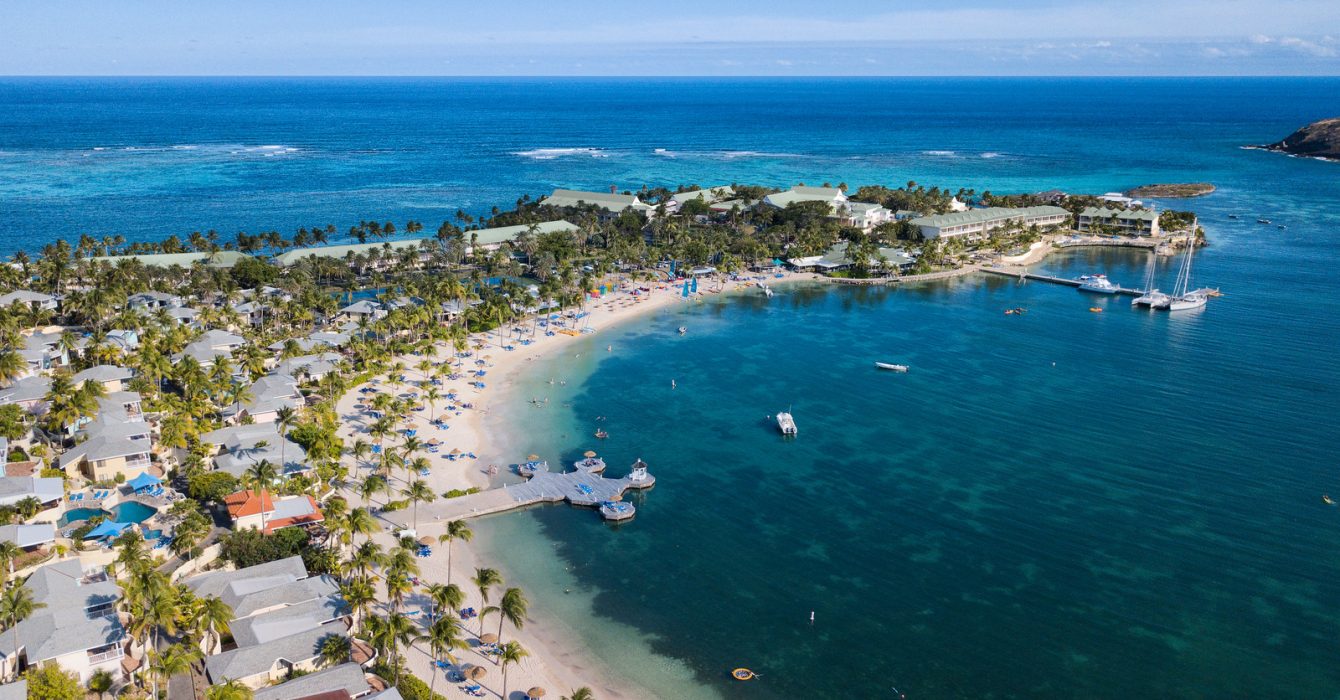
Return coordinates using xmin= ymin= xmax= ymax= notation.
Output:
xmin=230 ymin=596 xmax=348 ymax=647
xmin=0 ymin=477 xmax=64 ymax=506
xmin=0 ymin=291 xmax=55 ymax=306
xmin=0 ymin=523 xmax=55 ymax=549
xmin=910 ymin=205 xmax=1069 ymax=229
xmin=205 ymin=624 xmax=340 ymax=683
xmin=93 ymin=251 xmax=248 ymax=268
xmin=0 ymin=561 xmax=123 ymax=663
xmin=541 ymin=189 xmax=651 ymax=212
xmin=73 ymin=365 xmax=135 ymax=385
xmin=1080 ymin=206 xmax=1159 ymax=221
xmin=252 ymin=664 xmax=369 ymax=700
xmin=468 ymin=220 xmax=579 ymax=248
xmin=273 ymin=239 xmax=429 ymax=267
xmin=0 ymin=375 xmax=51 ymax=405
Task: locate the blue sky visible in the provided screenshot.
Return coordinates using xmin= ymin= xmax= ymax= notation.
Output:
xmin=2 ymin=0 xmax=1338 ymax=75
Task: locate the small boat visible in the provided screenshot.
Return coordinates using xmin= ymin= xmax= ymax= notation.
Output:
xmin=1089 ymin=307 xmax=1103 ymax=313
xmin=677 ymin=326 xmax=687 ymax=335
xmin=594 ymin=429 xmax=609 ymax=439
xmin=1078 ymin=274 xmax=1120 ymax=294
xmin=1277 ymin=224 xmax=1287 ymax=230
xmin=776 ymin=412 xmax=797 ymax=436
xmin=1257 ymin=218 xmax=1272 ymax=224
xmin=1228 ymin=214 xmax=1239 ymax=219
xmin=731 ymin=668 xmax=757 ymax=681
xmin=1004 ymin=307 xmax=1027 ymax=315
xmin=875 ymin=362 xmax=909 ymax=372
xmin=1323 ymin=495 xmax=1335 ymax=506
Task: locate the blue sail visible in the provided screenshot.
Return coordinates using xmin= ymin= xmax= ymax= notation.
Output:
xmin=670 ymin=260 xmax=677 ymax=276
xmin=691 ymin=277 xmax=698 ymax=293
xmin=681 ymin=282 xmax=689 ymax=297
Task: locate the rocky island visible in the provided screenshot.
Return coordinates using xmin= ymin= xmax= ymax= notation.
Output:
xmin=1254 ymin=117 xmax=1340 ymax=161
xmin=1126 ymin=183 xmax=1215 ymax=198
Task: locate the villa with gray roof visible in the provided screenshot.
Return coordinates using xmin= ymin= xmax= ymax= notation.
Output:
xmin=0 ymin=523 xmax=56 ymax=551
xmin=93 ymin=250 xmax=249 ymax=269
xmin=221 ymin=374 xmax=302 ymax=424
xmin=188 ymin=557 xmax=349 ymax=689
xmin=764 ymin=187 xmax=892 ymax=230
xmin=1076 ymin=206 xmax=1162 ymax=236
xmin=910 ymin=206 xmax=1070 ymax=240
xmin=178 ymin=329 xmax=246 ymax=365
xmin=0 ymin=291 xmax=58 ymax=313
xmin=0 ymin=375 xmax=51 ymax=412
xmin=126 ymin=291 xmax=183 ymax=310
xmin=19 ymin=331 xmax=69 ymax=376
xmin=0 ymin=560 xmax=126 ymax=684
xmin=273 ymin=352 xmax=342 ymax=382
xmin=201 ymin=423 xmax=308 ymax=477
xmin=72 ymin=364 xmax=135 ymax=393
xmin=466 ymin=220 xmax=579 ymax=251
xmin=0 ymin=477 xmax=64 ymax=508
xmin=670 ymin=186 xmax=736 ymax=209
xmin=252 ymin=663 xmax=377 ymax=700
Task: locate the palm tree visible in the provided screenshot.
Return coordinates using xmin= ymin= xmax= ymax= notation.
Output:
xmin=471 ymin=567 xmax=503 ymax=636
xmin=148 ymin=643 xmax=200 ymax=695
xmin=417 ymin=616 xmax=470 ymax=697
xmin=498 ymin=640 xmax=530 ymax=700
xmin=194 ymin=595 xmax=234 ymax=656
xmin=206 ymin=678 xmax=254 ymax=700
xmin=0 ymin=349 xmax=23 ymax=386
xmin=88 ymin=668 xmax=115 ymax=699
xmin=243 ymin=459 xmax=279 ymax=531
xmin=401 ymin=479 xmax=435 ymax=530
xmin=563 ymin=688 xmax=595 ymax=700
xmin=318 ymin=633 xmax=352 ymax=667
xmin=0 ymin=583 xmax=44 ymax=680
xmin=274 ymin=405 xmax=298 ymax=470
xmin=439 ymin=519 xmax=472 ymax=584
xmin=0 ymin=541 xmax=21 ymax=586
xmin=497 ymin=587 xmax=528 ymax=646
xmin=339 ymin=577 xmax=376 ymax=631
xmin=425 ymin=582 xmax=464 ymax=623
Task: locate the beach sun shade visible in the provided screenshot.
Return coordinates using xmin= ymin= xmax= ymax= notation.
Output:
xmin=528 ymin=688 xmax=547 ymax=698
xmin=479 ymin=632 xmax=499 ymax=644
xmin=418 ymin=536 xmax=435 ymax=546
xmin=84 ymin=521 xmax=132 ymax=539
xmin=527 ymin=454 xmax=540 ymax=461
xmin=127 ymin=472 xmax=162 ymax=491
xmin=464 ymin=665 xmax=488 ymax=680
xmin=583 ymin=450 xmax=597 ymax=458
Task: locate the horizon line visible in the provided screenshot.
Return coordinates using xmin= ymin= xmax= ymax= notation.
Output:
xmin=3 ymin=74 xmax=1339 ymax=79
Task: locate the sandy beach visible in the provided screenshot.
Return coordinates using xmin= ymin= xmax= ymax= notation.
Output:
xmin=333 ymin=270 xmax=818 ymax=699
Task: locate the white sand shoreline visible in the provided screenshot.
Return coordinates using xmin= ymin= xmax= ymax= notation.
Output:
xmin=336 ymin=271 xmax=818 ymax=699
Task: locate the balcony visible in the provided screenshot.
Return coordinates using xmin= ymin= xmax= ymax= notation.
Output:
xmin=87 ymin=643 xmax=123 ymax=665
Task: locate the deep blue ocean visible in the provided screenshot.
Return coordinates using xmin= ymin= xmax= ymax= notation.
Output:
xmin=4 ymin=78 xmax=1339 ymax=698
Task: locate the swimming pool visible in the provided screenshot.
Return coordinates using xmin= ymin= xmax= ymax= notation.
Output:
xmin=60 ymin=501 xmax=158 ymax=527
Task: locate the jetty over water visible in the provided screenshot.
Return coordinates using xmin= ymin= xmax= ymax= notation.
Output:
xmin=388 ymin=459 xmax=655 ymax=525
xmin=980 ymin=267 xmax=1145 ymax=296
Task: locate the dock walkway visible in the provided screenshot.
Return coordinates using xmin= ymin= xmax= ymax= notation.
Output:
xmin=387 ymin=461 xmax=655 ymax=525
xmin=980 ymin=267 xmax=1144 ymax=296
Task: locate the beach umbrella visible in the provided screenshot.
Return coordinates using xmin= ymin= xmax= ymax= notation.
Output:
xmin=418 ymin=536 xmax=434 ymax=546
xmin=527 ymin=688 xmax=547 ymax=698
xmin=527 ymin=454 xmax=540 ymax=461
xmin=583 ymin=450 xmax=597 ymax=458
xmin=464 ymin=665 xmax=488 ymax=680
xmin=450 ymin=448 xmax=462 ymax=455
xmin=479 ymin=633 xmax=499 ymax=644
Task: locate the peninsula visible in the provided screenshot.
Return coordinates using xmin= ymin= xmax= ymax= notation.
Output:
xmin=1254 ymin=117 xmax=1340 ymax=161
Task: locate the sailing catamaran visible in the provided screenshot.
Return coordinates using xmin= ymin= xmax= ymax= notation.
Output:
xmin=1131 ymin=252 xmax=1170 ymax=308
xmin=1161 ymin=238 xmax=1208 ymax=311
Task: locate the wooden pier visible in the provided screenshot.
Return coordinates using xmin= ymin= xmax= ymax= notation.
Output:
xmin=980 ymin=267 xmax=1144 ymax=297
xmin=387 ymin=459 xmax=655 ymax=525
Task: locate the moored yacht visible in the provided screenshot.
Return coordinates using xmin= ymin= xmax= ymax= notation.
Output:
xmin=1078 ymin=274 xmax=1119 ymax=293
xmin=776 ymin=412 xmax=797 ymax=435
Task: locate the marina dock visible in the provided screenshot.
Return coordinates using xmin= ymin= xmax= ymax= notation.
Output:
xmin=980 ymin=267 xmax=1145 ymax=296
xmin=388 ymin=458 xmax=655 ymax=525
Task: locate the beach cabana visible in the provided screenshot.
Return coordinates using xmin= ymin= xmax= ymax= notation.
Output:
xmin=463 ymin=665 xmax=488 ymax=681
xmin=84 ymin=521 xmax=131 ymax=540
xmin=127 ymin=472 xmax=162 ymax=493
xmin=527 ymin=688 xmax=547 ymax=699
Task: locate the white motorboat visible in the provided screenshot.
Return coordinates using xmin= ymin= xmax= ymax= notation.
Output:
xmin=1078 ymin=274 xmax=1119 ymax=293
xmin=678 ymin=326 xmax=687 ymax=335
xmin=875 ymin=362 xmax=909 ymax=372
xmin=776 ymin=412 xmax=797 ymax=435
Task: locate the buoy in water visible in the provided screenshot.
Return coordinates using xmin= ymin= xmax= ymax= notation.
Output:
xmin=732 ymin=668 xmax=757 ymax=681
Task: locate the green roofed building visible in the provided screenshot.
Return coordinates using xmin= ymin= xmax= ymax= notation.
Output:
xmin=910 ymin=206 xmax=1069 ymax=240
xmin=92 ymin=250 xmax=249 ymax=268
xmin=467 ymin=220 xmax=579 ymax=250
xmin=273 ymin=239 xmax=429 ymax=267
xmin=540 ymin=188 xmax=653 ymax=215
xmin=1076 ymin=207 xmax=1161 ymax=236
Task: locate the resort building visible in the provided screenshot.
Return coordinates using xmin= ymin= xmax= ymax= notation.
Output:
xmin=909 ymin=206 xmax=1070 ymax=240
xmin=0 ymin=291 xmax=59 ymax=313
xmin=1076 ymin=207 xmax=1161 ymax=236
xmin=223 ymin=374 xmax=303 ymax=424
xmin=19 ymin=330 xmax=70 ymax=376
xmin=187 ymin=556 xmax=350 ymax=690
xmin=72 ymin=365 xmax=135 ymax=393
xmin=253 ymin=663 xmax=387 ymax=700
xmin=268 ymin=332 xmax=349 ymax=355
xmin=0 ymin=560 xmax=126 ymax=684
xmin=667 ymin=186 xmax=736 ymax=215
xmin=273 ymin=352 xmax=342 ymax=382
xmin=178 ymin=329 xmax=246 ymax=365
xmin=787 ymin=241 xmax=918 ymax=274
xmin=763 ymin=187 xmax=893 ymax=231
xmin=0 ymin=522 xmax=56 ymax=554
xmin=0 ymin=476 xmax=64 ymax=509
xmin=465 ymin=220 xmax=579 ymax=253
xmin=339 ymin=300 xmax=387 ymax=323
xmin=273 ymin=239 xmax=429 ymax=269
xmin=57 ymin=415 xmax=154 ymax=482
xmin=126 ymin=291 xmax=184 ymax=311
xmin=225 ymin=490 xmax=324 ymax=534
xmin=92 ymin=251 xmax=249 ymax=269
xmin=201 ymin=423 xmax=308 ymax=478
xmin=540 ymin=188 xmax=654 ymax=216
xmin=0 ymin=375 xmax=52 ymax=413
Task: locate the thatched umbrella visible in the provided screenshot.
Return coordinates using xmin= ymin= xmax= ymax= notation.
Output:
xmin=450 ymin=448 xmax=463 ymax=456
xmin=464 ymin=665 xmax=488 ymax=681
xmin=417 ymin=536 xmax=434 ymax=546
xmin=527 ymin=688 xmax=547 ymax=699
xmin=479 ymin=632 xmax=499 ymax=644
xmin=527 ymin=454 xmax=540 ymax=461
xmin=583 ymin=450 xmax=597 ymax=458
